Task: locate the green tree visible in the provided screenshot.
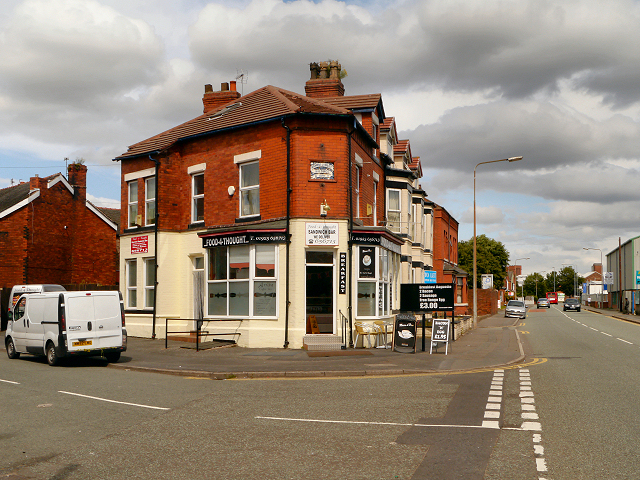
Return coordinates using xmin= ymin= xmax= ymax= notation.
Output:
xmin=555 ymin=266 xmax=585 ymax=297
xmin=459 ymin=235 xmax=510 ymax=289
xmin=522 ymin=272 xmax=548 ymax=299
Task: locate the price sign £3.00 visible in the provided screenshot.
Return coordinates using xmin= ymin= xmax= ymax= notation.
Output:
xmin=400 ymin=283 xmax=454 ymax=312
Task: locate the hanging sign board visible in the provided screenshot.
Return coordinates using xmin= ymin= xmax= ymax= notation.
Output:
xmin=400 ymin=283 xmax=454 ymax=312
xmin=430 ymin=318 xmax=450 ymax=355
xmin=393 ymin=313 xmax=417 ymax=353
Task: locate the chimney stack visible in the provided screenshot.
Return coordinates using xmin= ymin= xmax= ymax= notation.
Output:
xmin=305 ymin=60 xmax=345 ymax=98
xmin=203 ymin=82 xmax=242 ymax=114
xmin=68 ymin=163 xmax=87 ymax=201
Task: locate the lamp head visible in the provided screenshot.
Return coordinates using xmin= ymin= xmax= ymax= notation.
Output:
xmin=508 ymin=156 xmax=523 ymax=162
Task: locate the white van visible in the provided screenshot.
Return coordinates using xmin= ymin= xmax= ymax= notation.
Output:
xmin=5 ymin=290 xmax=127 ymax=366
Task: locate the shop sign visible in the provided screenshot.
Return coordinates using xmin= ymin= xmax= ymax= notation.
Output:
xmin=306 ymin=223 xmax=338 ymax=246
xmin=424 ymin=271 xmax=437 ymax=284
xmin=310 ymin=161 xmax=335 ymax=180
xmin=339 ymin=252 xmax=347 ymax=294
xmin=131 ymin=236 xmax=148 ymax=254
xmin=202 ymin=231 xmax=286 ymax=248
xmin=400 ymin=283 xmax=455 ymax=312
xmin=393 ymin=313 xmax=417 ymax=353
xmin=350 ymin=232 xmax=402 ymax=255
xmin=359 ymin=246 xmax=376 ymax=278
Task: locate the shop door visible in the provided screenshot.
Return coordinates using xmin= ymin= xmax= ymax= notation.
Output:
xmin=306 ymin=252 xmax=334 ymax=334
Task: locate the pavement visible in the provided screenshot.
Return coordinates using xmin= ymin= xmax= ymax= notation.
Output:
xmin=107 ymin=313 xmax=526 ymax=379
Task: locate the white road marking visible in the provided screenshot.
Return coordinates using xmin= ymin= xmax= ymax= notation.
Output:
xmin=601 ymin=332 xmax=612 ymax=337
xmin=58 ymin=391 xmax=170 ymax=411
xmin=0 ymin=379 xmax=20 ymax=385
xmin=255 ymin=416 xmax=499 ymax=429
xmin=617 ymin=338 xmax=633 ymax=344
xmin=536 ymin=458 xmax=548 ymax=472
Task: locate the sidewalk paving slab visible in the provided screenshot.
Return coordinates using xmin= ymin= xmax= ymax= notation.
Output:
xmin=106 ymin=314 xmax=525 ymax=378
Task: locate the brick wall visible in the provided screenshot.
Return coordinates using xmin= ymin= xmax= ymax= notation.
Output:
xmin=120 ymin=116 xmax=385 ymax=231
xmin=0 ymin=167 xmax=118 ymax=290
xmin=477 ymin=288 xmax=499 ymax=316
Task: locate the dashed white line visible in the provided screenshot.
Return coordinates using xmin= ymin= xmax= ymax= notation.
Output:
xmin=0 ymin=379 xmax=20 ymax=385
xmin=617 ymin=338 xmax=633 ymax=345
xmin=58 ymin=391 xmax=170 ymax=410
xmin=601 ymin=332 xmax=612 ymax=337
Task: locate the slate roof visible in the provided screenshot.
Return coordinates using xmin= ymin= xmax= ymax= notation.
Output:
xmin=115 ymin=85 xmax=352 ymax=160
xmin=96 ymin=206 xmax=121 ymax=229
xmin=0 ymin=182 xmax=30 ymax=212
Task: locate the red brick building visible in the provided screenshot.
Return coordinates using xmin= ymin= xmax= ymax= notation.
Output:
xmin=115 ymin=62 xmax=409 ymax=347
xmin=432 ymin=203 xmax=468 ymax=315
xmin=0 ymin=164 xmax=119 ymax=323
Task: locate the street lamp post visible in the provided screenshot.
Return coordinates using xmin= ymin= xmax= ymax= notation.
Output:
xmin=552 ymin=267 xmax=556 ymax=292
xmin=583 ymin=247 xmax=604 ymax=309
xmin=473 ymin=156 xmax=523 ymax=328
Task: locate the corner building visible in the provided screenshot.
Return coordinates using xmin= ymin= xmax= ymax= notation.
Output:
xmin=116 ymin=63 xmax=408 ymax=348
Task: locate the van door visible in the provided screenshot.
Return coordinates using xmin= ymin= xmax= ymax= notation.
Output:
xmin=24 ymin=296 xmax=46 ymax=355
xmin=65 ymin=293 xmax=122 ymax=352
xmin=10 ymin=297 xmax=28 ymax=351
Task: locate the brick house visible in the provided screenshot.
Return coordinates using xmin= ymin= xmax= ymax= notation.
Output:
xmin=432 ymin=203 xmax=468 ymax=315
xmin=115 ymin=62 xmax=413 ymax=348
xmin=0 ymin=164 xmax=119 ymax=326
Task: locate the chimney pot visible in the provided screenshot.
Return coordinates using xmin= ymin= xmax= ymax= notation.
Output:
xmin=221 ymin=82 xmax=229 ymax=92
xmin=204 ymin=84 xmax=213 ymax=93
xmin=230 ymin=80 xmax=237 ymax=91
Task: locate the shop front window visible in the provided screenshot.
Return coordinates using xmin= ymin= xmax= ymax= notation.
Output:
xmin=207 ymin=244 xmax=277 ymax=317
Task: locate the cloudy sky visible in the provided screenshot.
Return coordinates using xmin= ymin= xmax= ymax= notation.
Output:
xmin=1 ymin=0 xmax=639 ymax=277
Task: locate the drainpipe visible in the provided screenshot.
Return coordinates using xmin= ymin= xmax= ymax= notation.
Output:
xmin=281 ymin=118 xmax=291 ymax=348
xmin=150 ymin=154 xmax=159 ymax=339
xmin=347 ymin=118 xmax=356 ymax=348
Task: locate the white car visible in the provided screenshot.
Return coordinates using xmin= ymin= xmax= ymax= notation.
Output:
xmin=505 ymin=300 xmax=527 ymax=319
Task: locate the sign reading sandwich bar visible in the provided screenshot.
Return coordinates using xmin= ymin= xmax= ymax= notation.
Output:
xmin=202 ymin=231 xmax=286 ymax=248
xmin=400 ymin=283 xmax=455 ymax=312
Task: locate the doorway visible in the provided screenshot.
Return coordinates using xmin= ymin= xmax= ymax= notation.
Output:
xmin=306 ymin=251 xmax=334 ymax=334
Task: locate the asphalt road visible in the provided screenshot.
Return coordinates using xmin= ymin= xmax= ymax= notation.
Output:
xmin=515 ymin=304 xmax=640 ymax=479
xmin=3 ymin=305 xmax=638 ymax=479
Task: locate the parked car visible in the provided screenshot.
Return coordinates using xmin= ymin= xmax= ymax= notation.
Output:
xmin=505 ymin=300 xmax=527 ymax=319
xmin=563 ymin=298 xmax=581 ymax=312
xmin=537 ymin=298 xmax=550 ymax=308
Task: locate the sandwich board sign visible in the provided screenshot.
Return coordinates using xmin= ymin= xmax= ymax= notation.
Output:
xmin=430 ymin=318 xmax=450 ymax=355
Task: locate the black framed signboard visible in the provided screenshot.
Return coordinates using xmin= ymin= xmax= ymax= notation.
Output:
xmin=400 ymin=283 xmax=454 ymax=312
xmin=393 ymin=313 xmax=417 ymax=353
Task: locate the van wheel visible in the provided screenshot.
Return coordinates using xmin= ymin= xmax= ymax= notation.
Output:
xmin=105 ymin=352 xmax=121 ymax=363
xmin=46 ymin=343 xmax=59 ymax=366
xmin=6 ymin=338 xmax=20 ymax=359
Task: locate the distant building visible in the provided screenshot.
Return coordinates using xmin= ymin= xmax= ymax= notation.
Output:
xmin=0 ymin=164 xmax=119 ymax=326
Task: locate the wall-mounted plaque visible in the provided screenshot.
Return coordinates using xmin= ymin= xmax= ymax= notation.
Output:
xmin=310 ymin=162 xmax=334 ymax=180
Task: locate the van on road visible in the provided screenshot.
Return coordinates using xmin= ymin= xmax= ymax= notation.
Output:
xmin=5 ymin=290 xmax=127 ymax=366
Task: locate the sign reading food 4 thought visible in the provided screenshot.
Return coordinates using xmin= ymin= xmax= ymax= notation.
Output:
xmin=305 ymin=223 xmax=339 ymax=246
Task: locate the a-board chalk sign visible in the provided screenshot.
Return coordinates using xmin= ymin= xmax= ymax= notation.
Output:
xmin=393 ymin=313 xmax=417 ymax=353
xmin=430 ymin=318 xmax=450 ymax=355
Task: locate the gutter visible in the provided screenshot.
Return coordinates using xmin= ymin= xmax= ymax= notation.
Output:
xmin=281 ymin=118 xmax=291 ymax=349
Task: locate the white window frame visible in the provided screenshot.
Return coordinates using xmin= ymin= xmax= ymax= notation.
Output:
xmin=192 ymin=172 xmax=205 ymax=223
xmin=206 ymin=244 xmax=278 ymax=318
xmin=355 ymin=165 xmax=361 ymax=219
xmin=387 ymin=189 xmax=401 ymax=233
xmin=126 ymin=259 xmax=137 ymax=308
xmin=145 ymin=177 xmax=156 ymax=226
xmin=144 ymin=257 xmax=155 ymax=309
xmin=127 ymin=181 xmax=138 ymax=228
xmin=235 ymin=150 xmax=261 ymax=219
xmin=373 ymin=180 xmax=378 ymax=227
xmin=355 ymin=246 xmax=394 ymax=318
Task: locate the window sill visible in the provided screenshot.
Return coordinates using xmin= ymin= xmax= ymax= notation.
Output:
xmin=123 ymin=225 xmax=155 ymax=235
xmin=235 ymin=215 xmax=261 ymax=223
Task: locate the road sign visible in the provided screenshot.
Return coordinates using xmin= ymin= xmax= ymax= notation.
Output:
xmin=481 ymin=274 xmax=493 ymax=289
xmin=604 ymin=272 xmax=614 ymax=285
xmin=400 ymin=283 xmax=455 ymax=312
